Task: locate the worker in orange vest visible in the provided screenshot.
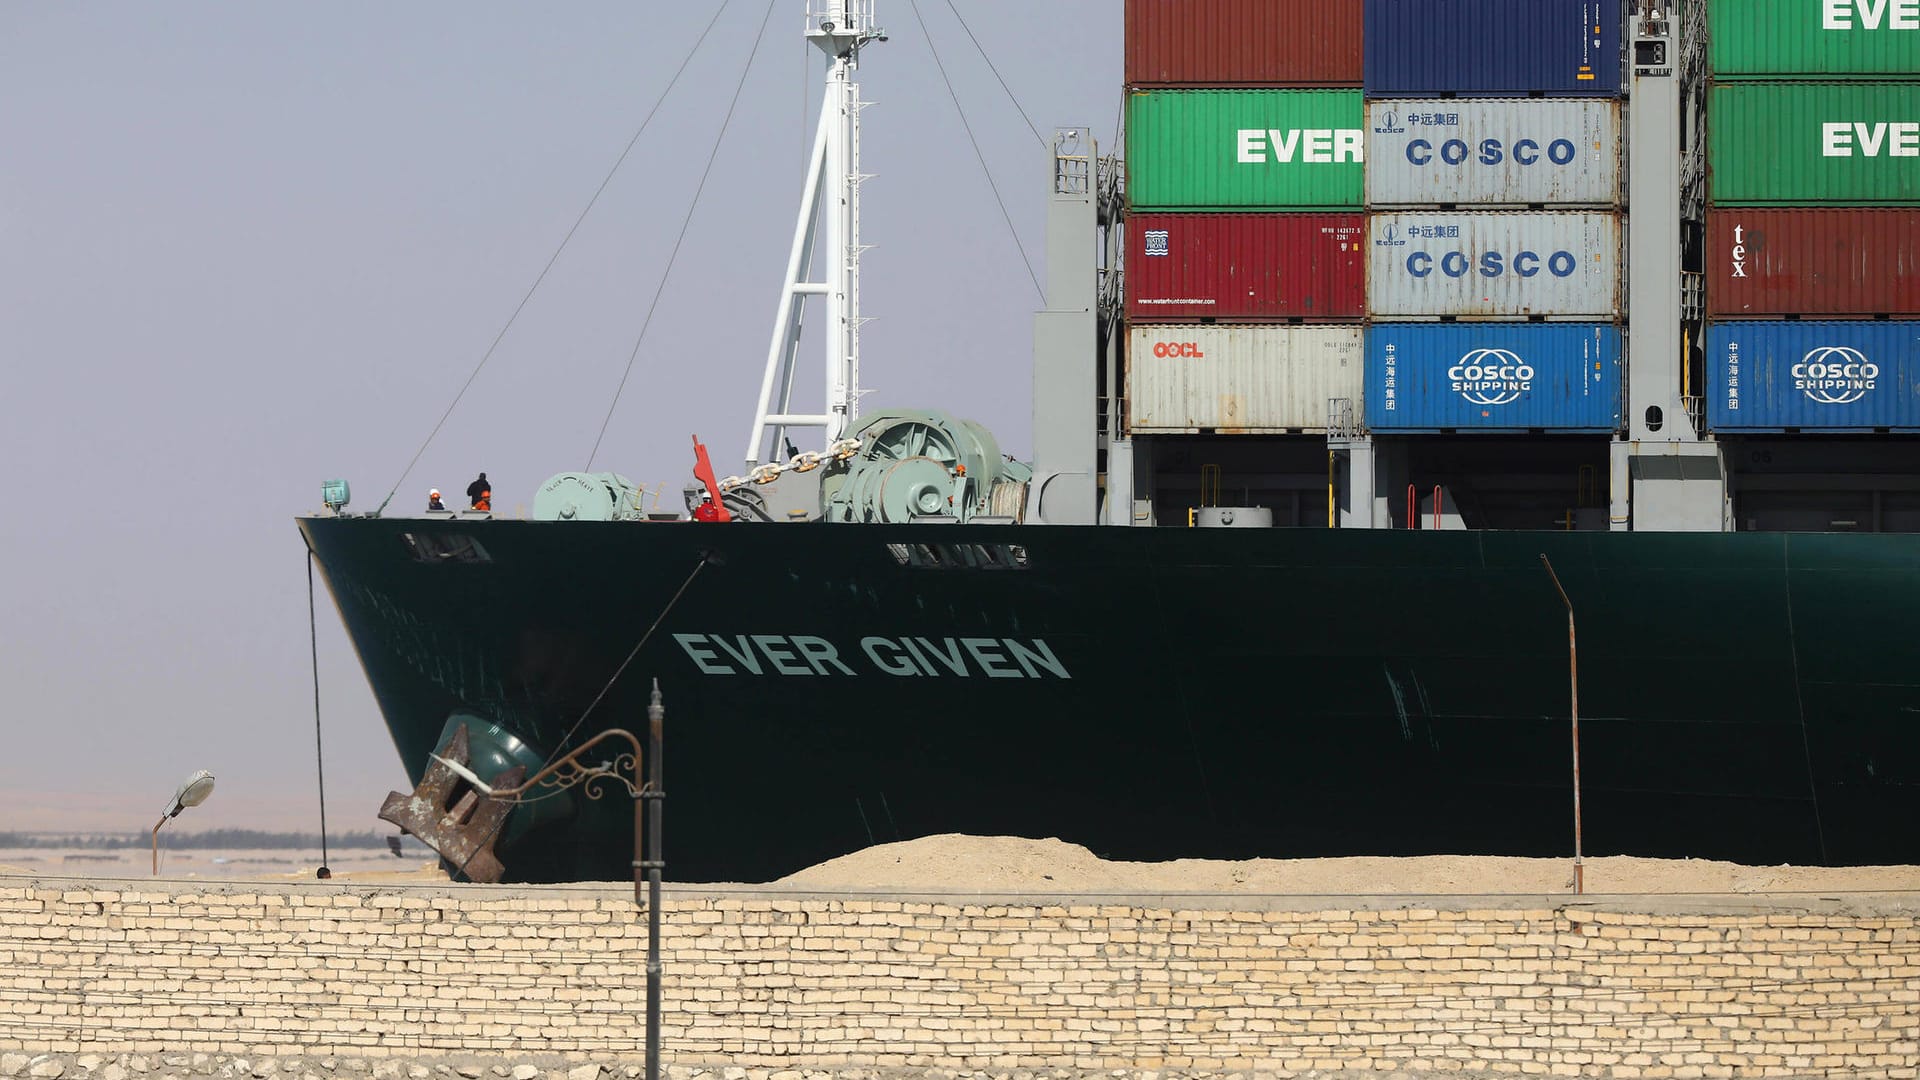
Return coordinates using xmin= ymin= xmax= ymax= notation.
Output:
xmin=466 ymin=473 xmax=492 ymax=512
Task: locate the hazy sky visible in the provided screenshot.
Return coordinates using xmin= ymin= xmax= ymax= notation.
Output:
xmin=0 ymin=3 xmax=1121 ymax=837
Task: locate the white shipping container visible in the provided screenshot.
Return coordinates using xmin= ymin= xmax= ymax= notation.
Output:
xmin=1128 ymin=325 xmax=1364 ymax=433
xmin=1366 ymin=99 xmax=1621 ymax=206
xmin=1367 ymin=211 xmax=1621 ymax=318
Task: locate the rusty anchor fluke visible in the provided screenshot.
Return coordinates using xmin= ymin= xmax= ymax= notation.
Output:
xmin=378 ymin=723 xmax=524 ymax=883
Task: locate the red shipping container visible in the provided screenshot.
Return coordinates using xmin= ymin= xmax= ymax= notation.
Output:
xmin=1125 ymin=0 xmax=1363 ymax=88
xmin=1128 ymin=212 xmax=1366 ymax=322
xmin=1707 ymin=209 xmax=1920 ymax=319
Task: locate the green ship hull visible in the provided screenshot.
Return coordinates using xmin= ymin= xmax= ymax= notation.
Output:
xmin=299 ymin=515 xmax=1920 ymax=883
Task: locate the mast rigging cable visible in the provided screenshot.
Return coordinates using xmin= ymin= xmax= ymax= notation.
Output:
xmin=380 ymin=2 xmax=1056 ymax=493
xmin=905 ymin=0 xmax=1044 ymax=301
xmin=587 ymin=0 xmax=783 ymax=471
xmin=451 ymin=556 xmax=710 ymax=881
xmin=940 ymin=0 xmax=1047 ymax=148
xmin=374 ymin=2 xmax=735 ymax=515
xmin=305 ymin=546 xmax=331 ymax=878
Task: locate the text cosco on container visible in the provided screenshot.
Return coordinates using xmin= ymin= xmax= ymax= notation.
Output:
xmin=1404 ymin=251 xmax=1581 ymax=278
xmin=1404 ymin=138 xmax=1580 ymax=166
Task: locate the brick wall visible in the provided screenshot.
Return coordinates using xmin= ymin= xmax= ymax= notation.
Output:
xmin=1 ymin=878 xmax=1916 ymax=1077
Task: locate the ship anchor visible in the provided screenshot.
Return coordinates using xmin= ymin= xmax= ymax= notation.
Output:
xmin=377 ymin=723 xmax=526 ymax=883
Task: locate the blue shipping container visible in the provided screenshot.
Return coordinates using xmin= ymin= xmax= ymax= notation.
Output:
xmin=1367 ymin=323 xmax=1621 ymax=431
xmin=1707 ymin=322 xmax=1920 ymax=432
xmin=1364 ymin=0 xmax=1623 ymax=98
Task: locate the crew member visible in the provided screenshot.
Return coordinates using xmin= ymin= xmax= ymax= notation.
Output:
xmin=467 ymin=473 xmax=492 ymax=512
xmin=427 ymin=488 xmax=446 ymax=511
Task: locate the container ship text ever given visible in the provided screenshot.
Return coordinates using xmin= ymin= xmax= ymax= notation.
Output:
xmin=301 ymin=0 xmax=1920 ymax=884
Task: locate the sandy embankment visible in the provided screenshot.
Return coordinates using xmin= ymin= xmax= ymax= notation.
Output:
xmin=6 ymin=834 xmax=1916 ymax=893
xmin=775 ymin=834 xmax=1920 ymax=894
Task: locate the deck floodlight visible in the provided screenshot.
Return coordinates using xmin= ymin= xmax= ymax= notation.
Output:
xmin=153 ymin=769 xmax=215 ymax=875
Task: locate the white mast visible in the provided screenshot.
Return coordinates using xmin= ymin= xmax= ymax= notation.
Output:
xmin=744 ymin=1 xmax=883 ymax=470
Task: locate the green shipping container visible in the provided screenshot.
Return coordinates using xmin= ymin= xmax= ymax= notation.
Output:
xmin=1709 ymin=83 xmax=1920 ymax=205
xmin=1126 ymin=89 xmax=1364 ymax=210
xmin=1708 ymin=0 xmax=1920 ymax=78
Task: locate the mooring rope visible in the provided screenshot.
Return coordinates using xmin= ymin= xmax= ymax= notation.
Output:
xmin=372 ymin=2 xmax=737 ymax=515
xmin=451 ymin=555 xmax=710 ymax=883
xmin=585 ymin=0 xmax=783 ymax=471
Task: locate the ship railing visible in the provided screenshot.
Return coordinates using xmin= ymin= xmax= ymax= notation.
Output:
xmin=1096 ymin=154 xmax=1124 ymax=223
xmin=1680 ymin=272 xmax=1705 ymax=323
xmin=1098 ymin=257 xmax=1124 ymax=321
xmin=1682 ymin=395 xmax=1705 ymax=438
xmin=1053 ymin=128 xmax=1091 ymax=196
xmin=1326 ymin=397 xmax=1361 ymax=448
xmin=806 ymin=0 xmax=877 ymax=32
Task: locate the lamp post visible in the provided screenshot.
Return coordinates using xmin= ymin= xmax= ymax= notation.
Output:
xmin=436 ymin=682 xmax=666 ymax=1080
xmin=153 ymin=769 xmax=216 ymax=876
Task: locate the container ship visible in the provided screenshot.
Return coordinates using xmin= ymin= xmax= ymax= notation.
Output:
xmin=300 ymin=0 xmax=1920 ymax=884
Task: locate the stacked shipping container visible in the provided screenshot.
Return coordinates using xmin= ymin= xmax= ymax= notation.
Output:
xmin=1124 ymin=0 xmax=1367 ymax=432
xmin=1704 ymin=0 xmax=1920 ymax=431
xmin=1363 ymin=0 xmax=1624 ymax=432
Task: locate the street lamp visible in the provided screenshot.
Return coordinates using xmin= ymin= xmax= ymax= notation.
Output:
xmin=153 ymin=769 xmax=216 ymax=875
xmin=433 ymin=682 xmax=666 ymax=1080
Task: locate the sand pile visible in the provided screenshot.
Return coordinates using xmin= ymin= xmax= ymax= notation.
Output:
xmin=775 ymin=834 xmax=1920 ymax=895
